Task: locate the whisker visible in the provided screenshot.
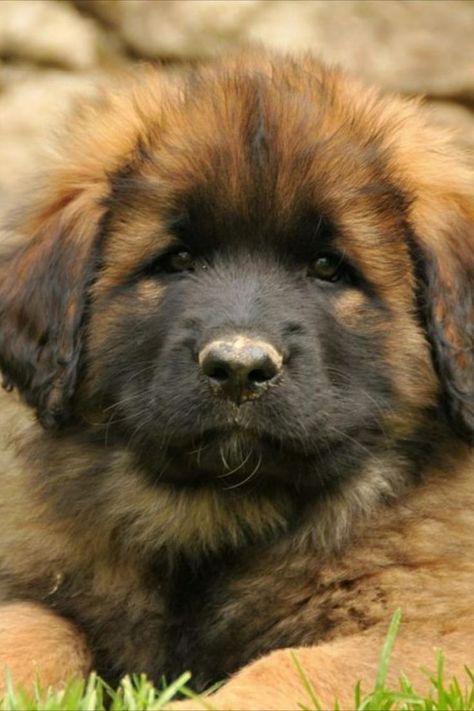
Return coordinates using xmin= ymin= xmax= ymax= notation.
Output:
xmin=102 ymin=392 xmax=149 ymax=414
xmin=216 ymin=448 xmax=253 ymax=479
xmin=222 ymin=452 xmax=263 ymax=491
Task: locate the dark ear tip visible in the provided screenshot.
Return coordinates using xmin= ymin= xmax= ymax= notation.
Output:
xmin=1 ymin=367 xmax=76 ymax=430
xmin=449 ymin=418 xmax=474 ymax=445
xmin=442 ymin=393 xmax=474 ymax=445
xmin=37 ymin=407 xmax=74 ymax=431
xmin=37 ymin=410 xmax=62 ymax=430
xmin=1 ymin=375 xmax=14 ymax=393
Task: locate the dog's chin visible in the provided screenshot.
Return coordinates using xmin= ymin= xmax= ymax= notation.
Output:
xmin=142 ymin=428 xmax=314 ymax=490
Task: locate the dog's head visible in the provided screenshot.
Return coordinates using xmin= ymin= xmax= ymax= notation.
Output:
xmin=1 ymin=52 xmax=473 ymax=492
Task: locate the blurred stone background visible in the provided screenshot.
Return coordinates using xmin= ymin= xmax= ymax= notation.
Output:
xmin=1 ymin=0 xmax=474 ymax=211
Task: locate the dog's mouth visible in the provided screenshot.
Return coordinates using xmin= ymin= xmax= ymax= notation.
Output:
xmin=150 ymin=426 xmax=320 ymax=490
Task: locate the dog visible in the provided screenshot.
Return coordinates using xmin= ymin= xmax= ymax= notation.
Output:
xmin=0 ymin=48 xmax=473 ymax=709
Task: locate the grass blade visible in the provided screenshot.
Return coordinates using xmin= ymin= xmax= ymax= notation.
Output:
xmin=375 ymin=608 xmax=402 ymax=692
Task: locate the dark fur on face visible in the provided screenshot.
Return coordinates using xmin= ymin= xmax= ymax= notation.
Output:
xmin=88 ymin=232 xmax=395 ymax=491
xmin=0 ymin=50 xmax=473 ymax=693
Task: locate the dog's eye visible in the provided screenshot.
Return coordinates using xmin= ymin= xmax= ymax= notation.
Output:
xmin=140 ymin=249 xmax=196 ymax=279
xmin=308 ymin=253 xmax=344 ymax=282
xmin=164 ymin=251 xmax=195 ymax=273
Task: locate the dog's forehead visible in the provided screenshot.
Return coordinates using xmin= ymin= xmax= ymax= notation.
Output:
xmin=100 ymin=67 xmax=413 ymax=298
xmin=151 ymin=71 xmax=396 ymax=224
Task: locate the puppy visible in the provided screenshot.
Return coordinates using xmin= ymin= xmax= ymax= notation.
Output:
xmin=0 ymin=49 xmax=473 ymax=709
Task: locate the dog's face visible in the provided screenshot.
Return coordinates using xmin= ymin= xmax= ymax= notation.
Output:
xmin=82 ymin=101 xmax=430 ymax=491
xmin=1 ymin=53 xmax=474 ymax=496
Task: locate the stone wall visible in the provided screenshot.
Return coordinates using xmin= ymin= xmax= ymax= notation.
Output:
xmin=1 ymin=0 xmax=473 ymax=208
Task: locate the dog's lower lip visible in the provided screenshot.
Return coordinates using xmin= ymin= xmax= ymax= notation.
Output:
xmin=200 ymin=427 xmax=260 ymax=444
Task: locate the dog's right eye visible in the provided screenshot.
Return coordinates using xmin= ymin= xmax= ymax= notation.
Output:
xmin=145 ymin=250 xmax=196 ymax=276
xmin=164 ymin=251 xmax=195 ymax=272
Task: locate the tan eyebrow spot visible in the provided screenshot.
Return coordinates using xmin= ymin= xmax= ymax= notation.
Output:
xmin=334 ymin=290 xmax=367 ymax=324
xmin=136 ymin=280 xmax=164 ymax=304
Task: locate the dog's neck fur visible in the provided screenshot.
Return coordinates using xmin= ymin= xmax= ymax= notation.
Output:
xmin=2 ymin=389 xmax=457 ymax=573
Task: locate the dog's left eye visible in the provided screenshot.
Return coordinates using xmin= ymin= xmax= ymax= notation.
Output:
xmin=163 ymin=251 xmax=195 ymax=273
xmin=308 ymin=253 xmax=344 ymax=282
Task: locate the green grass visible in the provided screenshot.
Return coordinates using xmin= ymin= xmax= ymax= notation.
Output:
xmin=1 ymin=611 xmax=473 ymax=710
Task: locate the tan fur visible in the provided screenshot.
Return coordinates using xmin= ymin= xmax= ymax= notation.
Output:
xmin=0 ymin=602 xmax=91 ymax=696
xmin=172 ymin=631 xmax=474 ymax=710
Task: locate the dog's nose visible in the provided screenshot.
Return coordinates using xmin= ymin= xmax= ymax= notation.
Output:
xmin=198 ymin=336 xmax=283 ymax=404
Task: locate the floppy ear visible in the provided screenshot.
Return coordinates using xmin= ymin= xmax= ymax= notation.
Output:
xmin=0 ymin=70 xmax=175 ymax=429
xmin=410 ymin=192 xmax=474 ymax=443
xmin=0 ymin=186 xmax=105 ymax=429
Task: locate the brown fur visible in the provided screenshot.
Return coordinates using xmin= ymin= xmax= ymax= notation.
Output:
xmin=0 ymin=49 xmax=474 ymax=707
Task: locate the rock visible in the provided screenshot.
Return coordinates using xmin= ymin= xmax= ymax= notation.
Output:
xmin=76 ymin=0 xmax=261 ymax=60
xmin=0 ymin=0 xmax=101 ymax=70
xmin=79 ymin=0 xmax=474 ymax=98
xmin=0 ymin=68 xmax=99 ymax=210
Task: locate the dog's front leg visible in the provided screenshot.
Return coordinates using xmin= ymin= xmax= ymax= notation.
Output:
xmin=0 ymin=601 xmax=92 ymax=696
xmin=169 ymin=627 xmax=473 ymax=711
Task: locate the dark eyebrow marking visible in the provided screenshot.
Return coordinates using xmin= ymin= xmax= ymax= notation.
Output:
xmin=285 ymin=211 xmax=336 ymax=260
xmin=116 ymin=238 xmax=184 ymax=290
xmin=165 ymin=210 xmax=192 ymax=238
xmin=249 ymin=86 xmax=268 ymax=168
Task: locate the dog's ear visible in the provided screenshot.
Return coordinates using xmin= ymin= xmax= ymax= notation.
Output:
xmin=410 ymin=184 xmax=474 ymax=443
xmin=0 ymin=72 xmax=176 ymax=429
xmin=0 ymin=184 xmax=106 ymax=429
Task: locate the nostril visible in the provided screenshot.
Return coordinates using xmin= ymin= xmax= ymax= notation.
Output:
xmin=207 ymin=365 xmax=229 ymax=382
xmin=201 ymin=357 xmax=230 ymax=381
xmin=248 ymin=367 xmax=275 ymax=384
